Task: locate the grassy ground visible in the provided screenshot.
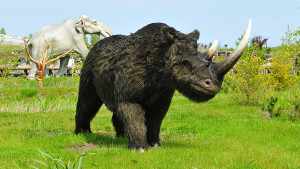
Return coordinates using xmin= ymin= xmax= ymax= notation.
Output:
xmin=0 ymin=77 xmax=299 ymax=168
xmin=0 ymin=45 xmax=24 ymax=58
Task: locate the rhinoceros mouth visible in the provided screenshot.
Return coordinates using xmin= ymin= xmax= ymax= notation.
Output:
xmin=191 ymin=84 xmax=217 ymax=95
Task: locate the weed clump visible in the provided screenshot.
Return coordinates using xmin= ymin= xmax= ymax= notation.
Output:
xmin=21 ymin=89 xmax=38 ymax=98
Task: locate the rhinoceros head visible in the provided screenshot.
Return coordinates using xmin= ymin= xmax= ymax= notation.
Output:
xmin=163 ymin=19 xmax=252 ymax=102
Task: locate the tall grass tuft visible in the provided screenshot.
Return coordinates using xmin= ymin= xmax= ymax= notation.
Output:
xmin=21 ymin=89 xmax=38 ymax=97
xmin=13 ymin=150 xmax=97 ymax=169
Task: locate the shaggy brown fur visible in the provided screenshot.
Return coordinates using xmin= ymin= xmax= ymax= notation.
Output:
xmin=75 ymin=23 xmax=223 ymax=150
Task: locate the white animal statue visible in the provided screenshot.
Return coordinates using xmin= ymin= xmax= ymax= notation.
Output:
xmin=27 ymin=15 xmax=113 ymax=78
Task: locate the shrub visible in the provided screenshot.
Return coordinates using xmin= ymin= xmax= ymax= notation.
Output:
xmin=266 ymin=26 xmax=300 ymax=91
xmin=288 ymin=91 xmax=300 ymax=121
xmin=267 ymin=44 xmax=297 ymax=90
xmin=227 ymin=45 xmax=271 ymax=105
xmin=260 ymin=97 xmax=283 ymax=119
xmin=69 ymin=53 xmax=83 ymax=77
xmin=219 ymin=77 xmax=236 ymax=94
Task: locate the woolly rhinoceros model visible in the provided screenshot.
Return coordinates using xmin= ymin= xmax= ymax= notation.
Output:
xmin=75 ymin=20 xmax=252 ymax=151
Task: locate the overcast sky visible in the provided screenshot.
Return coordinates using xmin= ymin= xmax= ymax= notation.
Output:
xmin=0 ymin=0 xmax=299 ymax=48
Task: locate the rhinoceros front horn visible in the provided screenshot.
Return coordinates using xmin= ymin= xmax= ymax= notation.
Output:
xmin=216 ymin=19 xmax=252 ymax=77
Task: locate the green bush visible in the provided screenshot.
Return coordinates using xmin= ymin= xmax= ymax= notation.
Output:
xmin=288 ymin=91 xmax=300 ymax=121
xmin=267 ymin=44 xmax=297 ymax=90
xmin=219 ymin=77 xmax=237 ymax=94
xmin=266 ymin=26 xmax=300 ymax=90
xmin=227 ymin=45 xmax=271 ymax=105
xmin=227 ymin=26 xmax=300 ymax=105
xmin=260 ymin=97 xmax=283 ymax=118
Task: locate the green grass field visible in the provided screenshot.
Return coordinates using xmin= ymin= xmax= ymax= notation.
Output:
xmin=0 ymin=77 xmax=299 ymax=168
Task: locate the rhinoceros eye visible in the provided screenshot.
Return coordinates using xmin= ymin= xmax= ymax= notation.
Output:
xmin=182 ymin=60 xmax=192 ymax=71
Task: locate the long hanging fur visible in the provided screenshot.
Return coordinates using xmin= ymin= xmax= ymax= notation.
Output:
xmin=75 ymin=23 xmax=224 ymax=150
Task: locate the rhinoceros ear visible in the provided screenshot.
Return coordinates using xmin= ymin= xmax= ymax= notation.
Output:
xmin=188 ymin=30 xmax=200 ymax=41
xmin=161 ymin=26 xmax=178 ymax=41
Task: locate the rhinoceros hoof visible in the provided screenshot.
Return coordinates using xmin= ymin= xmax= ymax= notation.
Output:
xmin=138 ymin=148 xmax=145 ymax=152
xmin=148 ymin=139 xmax=163 ymax=148
xmin=128 ymin=142 xmax=148 ymax=152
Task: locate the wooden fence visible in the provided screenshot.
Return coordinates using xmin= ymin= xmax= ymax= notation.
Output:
xmin=0 ymin=61 xmax=80 ymax=77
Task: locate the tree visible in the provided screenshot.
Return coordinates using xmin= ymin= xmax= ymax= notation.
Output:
xmin=22 ymin=35 xmax=73 ymax=87
xmin=90 ymin=34 xmax=101 ymax=46
xmin=251 ymin=36 xmax=268 ymax=49
xmin=235 ymin=33 xmax=244 ymax=47
xmin=84 ymin=35 xmax=89 ymax=46
xmin=224 ymin=44 xmax=228 ymax=49
xmin=0 ymin=28 xmax=6 ymax=35
xmin=28 ymin=33 xmax=33 ymax=40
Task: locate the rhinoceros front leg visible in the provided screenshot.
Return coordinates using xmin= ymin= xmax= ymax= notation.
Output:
xmin=117 ymin=103 xmax=148 ymax=151
xmin=55 ymin=54 xmax=70 ymax=77
xmin=145 ymin=88 xmax=175 ymax=147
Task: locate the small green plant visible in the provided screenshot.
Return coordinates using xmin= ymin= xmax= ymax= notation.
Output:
xmin=13 ymin=150 xmax=97 ymax=169
xmin=0 ymin=56 xmax=20 ymax=77
xmin=69 ymin=53 xmax=83 ymax=77
xmin=261 ymin=97 xmax=282 ymax=119
xmin=72 ymin=61 xmax=83 ymax=77
xmin=289 ymin=93 xmax=300 ymax=121
xmin=235 ymin=32 xmax=244 ymax=47
xmin=21 ymin=89 xmax=38 ymax=97
xmin=0 ymin=57 xmax=11 ymax=77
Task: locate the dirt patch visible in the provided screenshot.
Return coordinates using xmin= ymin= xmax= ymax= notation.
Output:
xmin=45 ymin=132 xmax=55 ymax=137
xmin=67 ymin=143 xmax=98 ymax=151
xmin=261 ymin=110 xmax=272 ymax=120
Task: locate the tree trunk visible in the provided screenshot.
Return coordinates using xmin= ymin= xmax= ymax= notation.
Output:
xmin=38 ymin=70 xmax=44 ymax=87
